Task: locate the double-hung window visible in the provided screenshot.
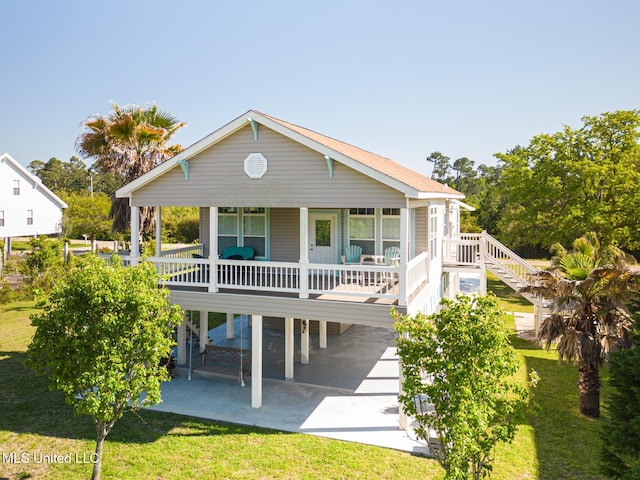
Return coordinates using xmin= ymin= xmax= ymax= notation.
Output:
xmin=0 ymin=210 xmax=4 ymax=227
xmin=218 ymin=207 xmax=267 ymax=258
xmin=13 ymin=180 xmax=20 ymax=196
xmin=348 ymin=208 xmax=375 ymax=255
xmin=218 ymin=208 xmax=238 ymax=253
xmin=26 ymin=209 xmax=34 ymax=226
xmin=381 ymin=208 xmax=401 ymax=252
xmin=242 ymin=207 xmax=266 ymax=257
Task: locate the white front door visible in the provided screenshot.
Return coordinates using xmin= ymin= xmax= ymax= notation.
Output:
xmin=308 ymin=213 xmax=337 ymax=264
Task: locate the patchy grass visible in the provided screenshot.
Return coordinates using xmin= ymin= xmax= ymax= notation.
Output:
xmin=487 ymin=270 xmax=535 ymax=314
xmin=0 ymin=301 xmax=444 ymax=480
xmin=1 ymin=294 xmax=608 ymax=479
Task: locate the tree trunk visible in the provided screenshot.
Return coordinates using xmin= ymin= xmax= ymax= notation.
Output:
xmin=578 ymin=366 xmax=600 ymax=417
xmin=91 ymin=424 xmax=107 ymax=480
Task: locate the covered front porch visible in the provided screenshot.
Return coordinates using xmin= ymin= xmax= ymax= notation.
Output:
xmin=123 ymin=205 xmax=434 ymax=307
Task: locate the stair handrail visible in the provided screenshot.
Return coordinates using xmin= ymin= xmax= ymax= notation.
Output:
xmin=482 ymin=231 xmax=540 ymax=287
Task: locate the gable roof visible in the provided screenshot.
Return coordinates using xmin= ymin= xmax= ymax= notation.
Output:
xmin=117 ymin=110 xmax=463 ymax=200
xmin=0 ymin=153 xmax=68 ymax=209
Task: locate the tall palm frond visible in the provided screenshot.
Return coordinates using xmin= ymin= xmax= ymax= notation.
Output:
xmin=76 ymin=103 xmax=186 ymax=233
xmin=520 ymin=241 xmax=640 ymax=417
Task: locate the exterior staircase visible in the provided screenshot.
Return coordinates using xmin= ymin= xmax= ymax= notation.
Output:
xmin=445 ymin=232 xmax=552 ymax=332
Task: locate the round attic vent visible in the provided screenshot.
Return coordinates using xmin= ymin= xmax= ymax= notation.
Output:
xmin=244 ymin=153 xmax=268 ymax=178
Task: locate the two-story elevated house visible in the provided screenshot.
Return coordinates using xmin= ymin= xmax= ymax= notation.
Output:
xmin=0 ymin=153 xmax=67 ymax=258
xmin=116 ymin=110 xmax=541 ymax=409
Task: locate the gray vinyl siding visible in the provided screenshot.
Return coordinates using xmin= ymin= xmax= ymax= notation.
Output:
xmin=270 ymin=208 xmax=299 ymax=262
xmin=414 ymin=206 xmax=428 ymax=255
xmin=131 ymin=125 xmax=405 ymax=208
xmin=169 ymin=290 xmax=399 ymax=329
xmin=200 ymin=207 xmax=210 ymax=256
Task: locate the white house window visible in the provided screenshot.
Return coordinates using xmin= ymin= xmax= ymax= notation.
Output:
xmin=0 ymin=210 xmax=4 ymax=227
xmin=218 ymin=207 xmax=267 ymax=258
xmin=218 ymin=207 xmax=238 ymax=253
xmin=27 ymin=209 xmax=34 ymax=225
xmin=382 ymin=208 xmax=401 ymax=252
xmin=242 ymin=207 xmax=266 ymax=257
xmin=349 ymin=208 xmax=375 ymax=255
xmin=13 ymin=180 xmax=20 ymax=195
xmin=429 ymin=206 xmax=438 ymax=260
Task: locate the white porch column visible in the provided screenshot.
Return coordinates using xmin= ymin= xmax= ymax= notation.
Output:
xmin=299 ymin=207 xmax=309 ymax=299
xmin=177 ymin=312 xmax=187 ymax=365
xmin=479 ymin=231 xmax=487 ymax=295
xmin=226 ymin=312 xmax=235 ymax=339
xmin=130 ymin=205 xmax=140 ymax=266
xmin=251 ymin=315 xmax=263 ymax=408
xmin=209 ymin=207 xmax=219 ymax=293
xmin=300 ymin=319 xmax=310 ymax=364
xmin=155 ymin=206 xmax=162 ymax=257
xmin=398 ymin=206 xmax=410 ymax=306
xmin=398 ymin=354 xmax=408 ymax=430
xmin=199 ymin=310 xmax=208 ymax=352
xmin=284 ymin=317 xmax=294 ymax=380
xmin=319 ymin=320 xmax=327 ymax=349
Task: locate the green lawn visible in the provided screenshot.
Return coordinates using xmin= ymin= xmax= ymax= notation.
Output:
xmin=0 ymin=292 xmax=608 ymax=479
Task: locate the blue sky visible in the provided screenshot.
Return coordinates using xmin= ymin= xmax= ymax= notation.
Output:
xmin=1 ymin=0 xmax=639 ymax=176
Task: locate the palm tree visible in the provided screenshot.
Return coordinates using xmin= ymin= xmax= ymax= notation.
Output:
xmin=520 ymin=233 xmax=640 ymax=417
xmin=76 ymin=103 xmax=186 ymax=233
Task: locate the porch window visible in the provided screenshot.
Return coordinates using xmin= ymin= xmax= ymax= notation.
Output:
xmin=242 ymin=207 xmax=266 ymax=257
xmin=349 ymin=208 xmax=375 ymax=255
xmin=429 ymin=206 xmax=438 ymax=259
xmin=382 ymin=208 xmax=401 ymax=252
xmin=13 ymin=180 xmax=20 ymax=196
xmin=26 ymin=209 xmax=33 ymax=226
xmin=217 ymin=207 xmax=267 ymax=258
xmin=218 ymin=207 xmax=238 ymax=253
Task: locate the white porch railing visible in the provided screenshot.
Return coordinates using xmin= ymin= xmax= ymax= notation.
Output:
xmin=116 ymin=255 xmax=415 ymax=302
xmin=406 ymin=251 xmax=430 ymax=298
xmin=443 ymin=233 xmax=482 ymax=265
xmin=159 ymin=244 xmax=204 ymax=259
xmin=444 ymin=232 xmax=537 ymax=285
xmin=218 ymin=260 xmax=300 ymax=293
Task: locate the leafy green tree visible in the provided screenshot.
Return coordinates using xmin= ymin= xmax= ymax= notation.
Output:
xmin=28 ymin=156 xmax=91 ymax=193
xmin=61 ymin=192 xmax=112 ymax=241
xmin=394 ymin=294 xmax=537 ymax=480
xmin=20 ymin=236 xmax=65 ymax=296
xmin=427 ymin=151 xmax=453 ymax=184
xmin=471 ymin=164 xmax=506 ymax=236
xmin=521 ymin=233 xmax=640 ymax=417
xmin=26 ymin=255 xmax=183 ymax=480
xmin=496 ymin=110 xmax=640 ymax=251
xmin=76 ymin=102 xmax=186 ymax=234
xmin=600 ymin=296 xmax=640 ymax=479
xmin=160 ymin=206 xmax=200 ymax=243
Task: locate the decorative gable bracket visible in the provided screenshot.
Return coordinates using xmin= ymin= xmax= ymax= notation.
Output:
xmin=247 ymin=117 xmax=259 ymax=141
xmin=324 ymin=155 xmax=334 ymax=178
xmin=177 ymin=159 xmax=189 ymax=180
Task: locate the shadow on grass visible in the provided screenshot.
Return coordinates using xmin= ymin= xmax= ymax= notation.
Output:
xmin=487 ymin=276 xmax=533 ymax=310
xmin=0 ymin=350 xmax=285 ymax=447
xmin=510 ymin=335 xmax=606 ymax=480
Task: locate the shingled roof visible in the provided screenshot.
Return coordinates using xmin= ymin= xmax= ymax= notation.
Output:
xmin=259 ymin=111 xmax=462 ymax=197
xmin=117 ymin=110 xmax=464 ymax=200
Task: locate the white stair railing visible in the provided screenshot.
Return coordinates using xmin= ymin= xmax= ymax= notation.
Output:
xmin=483 ymin=232 xmax=538 ymax=291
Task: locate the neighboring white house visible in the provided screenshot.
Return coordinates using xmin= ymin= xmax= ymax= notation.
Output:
xmin=115 ymin=110 xmax=541 ymax=412
xmin=0 ymin=153 xmax=67 ymax=255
